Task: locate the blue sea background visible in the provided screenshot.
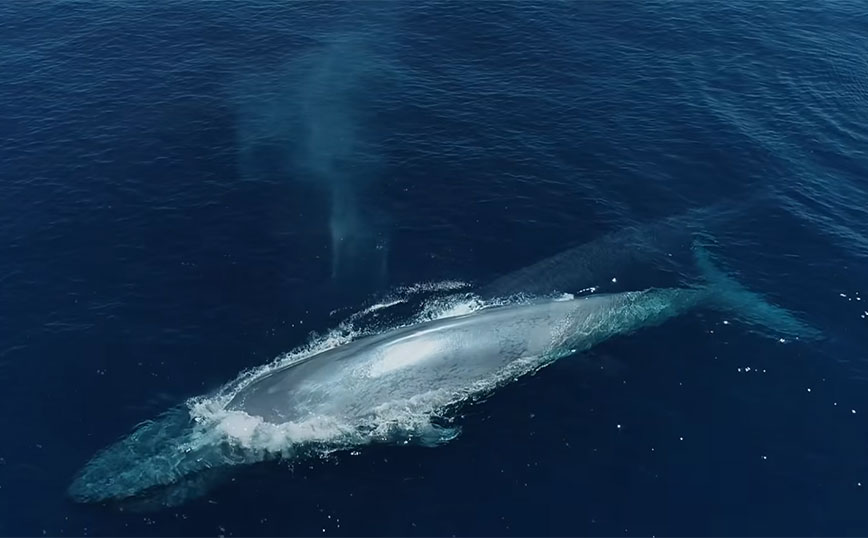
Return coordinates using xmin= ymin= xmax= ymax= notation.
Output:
xmin=2 ymin=1 xmax=868 ymax=535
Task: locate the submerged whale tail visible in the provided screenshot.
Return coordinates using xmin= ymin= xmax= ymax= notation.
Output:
xmin=694 ymin=245 xmax=820 ymax=341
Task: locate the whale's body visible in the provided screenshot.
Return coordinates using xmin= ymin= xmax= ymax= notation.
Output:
xmin=68 ymin=239 xmax=815 ymax=507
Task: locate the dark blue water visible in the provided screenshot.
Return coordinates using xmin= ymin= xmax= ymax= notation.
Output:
xmin=2 ymin=1 xmax=868 ymax=535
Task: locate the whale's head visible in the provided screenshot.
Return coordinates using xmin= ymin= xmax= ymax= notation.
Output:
xmin=68 ymin=406 xmax=233 ymax=506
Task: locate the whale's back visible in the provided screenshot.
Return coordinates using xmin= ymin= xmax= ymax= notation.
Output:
xmin=224 ymin=299 xmax=602 ymax=424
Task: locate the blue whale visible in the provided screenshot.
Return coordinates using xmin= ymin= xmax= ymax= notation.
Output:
xmin=68 ymin=246 xmax=815 ymax=506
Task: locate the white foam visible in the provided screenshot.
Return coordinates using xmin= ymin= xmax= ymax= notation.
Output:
xmin=217 ymin=412 xmax=261 ymax=446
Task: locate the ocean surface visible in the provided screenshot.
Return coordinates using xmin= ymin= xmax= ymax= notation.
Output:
xmin=2 ymin=1 xmax=868 ymax=535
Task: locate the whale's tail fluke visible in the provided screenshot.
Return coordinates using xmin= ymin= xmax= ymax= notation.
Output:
xmin=694 ymin=245 xmax=821 ymax=341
